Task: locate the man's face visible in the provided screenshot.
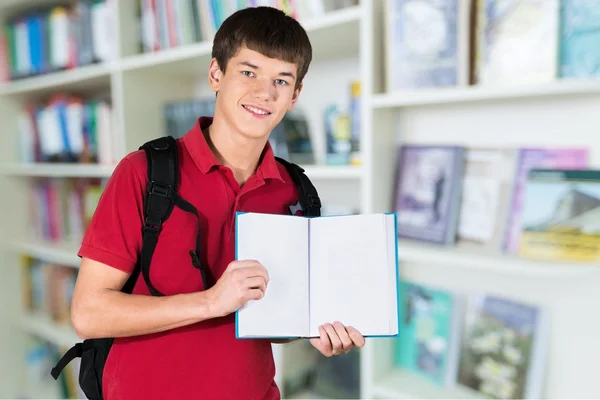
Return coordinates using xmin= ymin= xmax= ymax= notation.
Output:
xmin=208 ymin=47 xmax=302 ymax=140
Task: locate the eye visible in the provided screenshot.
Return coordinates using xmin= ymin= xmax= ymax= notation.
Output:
xmin=242 ymin=70 xmax=255 ymax=77
xmin=275 ymin=79 xmax=288 ymax=86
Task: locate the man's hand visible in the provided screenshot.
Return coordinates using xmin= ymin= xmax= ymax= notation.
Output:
xmin=309 ymin=322 xmax=365 ymax=357
xmin=206 ymin=259 xmax=269 ymax=318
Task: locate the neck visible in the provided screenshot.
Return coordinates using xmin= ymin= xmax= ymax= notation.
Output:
xmin=205 ymin=115 xmax=267 ymax=185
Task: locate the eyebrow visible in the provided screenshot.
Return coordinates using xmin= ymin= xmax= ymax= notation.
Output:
xmin=239 ymin=61 xmax=296 ymax=80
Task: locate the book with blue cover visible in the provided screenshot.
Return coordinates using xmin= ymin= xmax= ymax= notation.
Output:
xmin=394 ymin=280 xmax=463 ymax=387
xmin=559 ymin=0 xmax=600 ymax=78
xmin=234 ymin=212 xmax=400 ymax=339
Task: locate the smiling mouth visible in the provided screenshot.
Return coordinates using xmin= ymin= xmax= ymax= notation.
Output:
xmin=242 ymin=104 xmax=272 ymax=117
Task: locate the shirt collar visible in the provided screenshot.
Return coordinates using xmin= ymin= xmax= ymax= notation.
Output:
xmin=183 ymin=117 xmax=284 ymax=182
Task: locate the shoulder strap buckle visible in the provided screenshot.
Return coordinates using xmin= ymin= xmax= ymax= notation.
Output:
xmin=147 ymin=181 xmax=172 ymax=198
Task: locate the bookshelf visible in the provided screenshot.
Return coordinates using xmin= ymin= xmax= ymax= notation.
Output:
xmin=1 ymin=0 xmax=599 ymax=399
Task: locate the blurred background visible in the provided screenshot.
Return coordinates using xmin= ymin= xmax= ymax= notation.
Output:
xmin=0 ymin=0 xmax=599 ymax=399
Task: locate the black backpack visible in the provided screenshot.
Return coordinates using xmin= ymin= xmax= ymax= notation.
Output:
xmin=49 ymin=136 xmax=321 ymax=400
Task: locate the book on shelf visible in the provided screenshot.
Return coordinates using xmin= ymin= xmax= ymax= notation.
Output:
xmin=456 ymin=294 xmax=548 ymax=400
xmin=559 ymin=0 xmax=600 ymax=79
xmin=503 ymin=147 xmax=589 ymax=253
xmin=0 ymin=0 xmax=114 ymax=82
xmin=381 ymin=0 xmax=600 ymax=91
xmin=139 ymin=0 xmax=330 ymax=53
xmin=28 ymin=178 xmax=105 ymax=244
xmin=234 ymin=212 xmax=399 ymax=339
xmin=519 ymin=168 xmax=600 ymax=262
xmin=473 ymin=0 xmax=560 ymax=86
xmin=456 ymin=147 xmax=519 ymax=251
xmin=394 ymin=279 xmax=463 ymax=388
xmin=393 ymin=145 xmax=465 ymax=245
xmin=17 ymin=94 xmax=115 ymax=165
xmin=384 ymin=0 xmax=472 ymax=91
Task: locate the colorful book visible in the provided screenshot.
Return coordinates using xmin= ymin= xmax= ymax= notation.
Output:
xmin=519 ymin=169 xmax=600 ymax=262
xmin=559 ymin=0 xmax=600 ymax=79
xmin=457 ymin=295 xmax=548 ymax=399
xmin=394 ymin=279 xmax=463 ymax=387
xmin=503 ymin=148 xmax=589 ymax=253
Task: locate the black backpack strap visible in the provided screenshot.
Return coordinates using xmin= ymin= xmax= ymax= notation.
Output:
xmin=139 ymin=136 xmax=179 ymax=296
xmin=275 ymin=157 xmax=321 ymax=217
xmin=139 ymin=136 xmax=209 ymax=296
xmin=50 ymin=342 xmax=83 ymax=379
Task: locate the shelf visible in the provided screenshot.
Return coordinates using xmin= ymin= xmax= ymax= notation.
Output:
xmin=301 ymin=164 xmax=363 ymax=179
xmin=18 ymin=313 xmax=79 ymax=349
xmin=285 ymin=389 xmax=329 ymax=399
xmin=119 ymin=5 xmax=361 ymax=77
xmin=1 ymin=163 xmax=115 ymax=178
xmin=398 ymin=239 xmax=600 ymax=276
xmin=0 ymin=63 xmax=114 ymax=97
xmin=120 ymin=41 xmax=213 ymax=75
xmin=373 ymin=369 xmax=483 ymax=400
xmin=302 ymin=5 xmax=361 ymax=62
xmin=10 ymin=240 xmax=80 ymax=267
xmin=371 ymin=79 xmax=600 ymax=108
xmin=0 ymin=0 xmax=60 ymax=15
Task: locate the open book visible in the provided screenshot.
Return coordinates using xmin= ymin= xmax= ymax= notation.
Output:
xmin=235 ymin=212 xmax=399 ymax=339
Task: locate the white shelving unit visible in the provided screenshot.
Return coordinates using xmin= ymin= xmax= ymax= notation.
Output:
xmin=1 ymin=0 xmax=599 ymax=399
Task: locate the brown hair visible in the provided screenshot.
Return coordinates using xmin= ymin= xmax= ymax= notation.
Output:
xmin=212 ymin=7 xmax=313 ymax=89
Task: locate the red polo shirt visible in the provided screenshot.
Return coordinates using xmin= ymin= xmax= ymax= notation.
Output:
xmin=78 ymin=117 xmax=302 ymax=400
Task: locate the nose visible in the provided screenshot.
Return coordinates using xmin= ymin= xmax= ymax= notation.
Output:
xmin=252 ymin=77 xmax=275 ymax=101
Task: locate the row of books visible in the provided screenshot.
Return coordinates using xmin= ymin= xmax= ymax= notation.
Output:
xmin=21 ymin=338 xmax=83 ymax=400
xmin=0 ymin=0 xmax=113 ymax=82
xmin=27 ymin=178 xmax=105 ymax=244
xmin=20 ymin=258 xmax=83 ymax=399
xmin=17 ymin=94 xmax=115 ymax=165
xmin=386 ymin=0 xmax=600 ymax=91
xmin=138 ymin=0 xmax=347 ymax=53
xmin=325 ymin=81 xmax=361 ymax=166
xmin=164 ymin=80 xmax=361 ymax=168
xmin=393 ymin=145 xmax=600 ymax=263
xmin=22 ymin=258 xmax=77 ymax=326
xmin=394 ymin=275 xmax=547 ymax=400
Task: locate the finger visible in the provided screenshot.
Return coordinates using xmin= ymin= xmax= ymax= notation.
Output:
xmin=233 ymin=266 xmax=270 ymax=285
xmin=245 ymin=277 xmax=267 ymax=292
xmin=244 ymin=288 xmax=265 ymax=301
xmin=346 ymin=326 xmax=366 ymax=348
xmin=229 ymin=259 xmax=261 ymax=269
xmin=323 ymin=323 xmax=342 ymax=355
xmin=333 ymin=321 xmax=353 ymax=353
xmin=237 ymin=265 xmax=270 ymax=283
xmin=317 ymin=325 xmax=332 ymax=355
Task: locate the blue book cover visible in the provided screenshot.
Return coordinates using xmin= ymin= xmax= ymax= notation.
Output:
xmin=394 ymin=280 xmax=461 ymax=386
xmin=559 ymin=0 xmax=600 ymax=78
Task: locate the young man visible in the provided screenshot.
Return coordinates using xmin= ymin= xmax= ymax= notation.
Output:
xmin=70 ymin=6 xmax=365 ymax=400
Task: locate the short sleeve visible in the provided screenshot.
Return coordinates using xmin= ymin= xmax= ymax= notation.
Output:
xmin=78 ymin=156 xmax=146 ymax=274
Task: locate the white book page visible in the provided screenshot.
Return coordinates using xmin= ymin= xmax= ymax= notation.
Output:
xmin=308 ymin=214 xmax=393 ymax=337
xmin=236 ymin=213 xmax=309 ymax=338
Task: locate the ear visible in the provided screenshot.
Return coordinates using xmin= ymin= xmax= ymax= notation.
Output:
xmin=208 ymin=58 xmax=223 ymax=92
xmin=287 ymin=82 xmax=303 ymax=111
